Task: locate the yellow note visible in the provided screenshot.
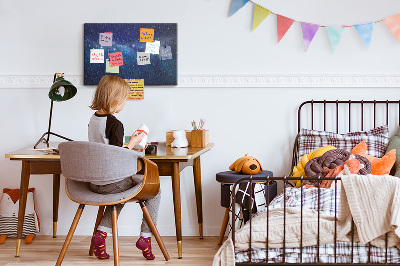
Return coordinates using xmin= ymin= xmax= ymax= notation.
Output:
xmin=140 ymin=28 xmax=154 ymax=42
xmin=125 ymin=79 xmax=144 ymax=100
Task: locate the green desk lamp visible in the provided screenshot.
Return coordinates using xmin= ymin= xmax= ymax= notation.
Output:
xmin=34 ymin=73 xmax=77 ymax=149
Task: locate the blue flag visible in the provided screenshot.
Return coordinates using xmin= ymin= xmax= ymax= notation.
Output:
xmin=354 ymin=22 xmax=374 ymax=49
xmin=230 ymin=0 xmax=250 ymax=17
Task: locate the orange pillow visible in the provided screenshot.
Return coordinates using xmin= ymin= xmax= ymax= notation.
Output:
xmin=351 ymin=140 xmax=396 ymax=175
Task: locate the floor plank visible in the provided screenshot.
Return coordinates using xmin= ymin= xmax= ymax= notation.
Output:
xmin=0 ymin=236 xmax=222 ymax=265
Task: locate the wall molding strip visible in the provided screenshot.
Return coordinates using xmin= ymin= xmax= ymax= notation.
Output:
xmin=0 ymin=75 xmax=399 ymax=88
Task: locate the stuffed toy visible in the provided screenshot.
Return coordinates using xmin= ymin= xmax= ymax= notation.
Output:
xmin=292 ymin=145 xmax=336 ymax=187
xmin=171 ymin=130 xmax=188 ymax=148
xmin=230 ymin=154 xmax=263 ymax=175
xmin=0 ymin=188 xmax=39 ymax=244
xmin=351 ymin=140 xmax=396 ymax=175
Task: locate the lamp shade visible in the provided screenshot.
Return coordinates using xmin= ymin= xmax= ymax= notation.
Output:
xmin=48 ymin=76 xmax=77 ymax=102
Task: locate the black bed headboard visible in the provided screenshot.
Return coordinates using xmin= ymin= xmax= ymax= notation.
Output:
xmin=292 ymin=100 xmax=400 ymax=169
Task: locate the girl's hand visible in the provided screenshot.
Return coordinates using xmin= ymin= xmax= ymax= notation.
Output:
xmin=126 ymin=131 xmax=145 ymax=150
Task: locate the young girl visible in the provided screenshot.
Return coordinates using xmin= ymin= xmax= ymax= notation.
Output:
xmin=88 ymin=75 xmax=161 ymax=260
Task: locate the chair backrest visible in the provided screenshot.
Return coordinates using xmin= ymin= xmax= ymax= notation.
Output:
xmin=59 ymin=141 xmax=142 ymax=183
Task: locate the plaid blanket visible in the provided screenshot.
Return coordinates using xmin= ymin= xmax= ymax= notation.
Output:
xmin=235 ymin=186 xmax=400 ymax=263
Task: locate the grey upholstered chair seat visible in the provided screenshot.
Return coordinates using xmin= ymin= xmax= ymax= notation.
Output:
xmin=66 ymin=175 xmax=144 ymax=205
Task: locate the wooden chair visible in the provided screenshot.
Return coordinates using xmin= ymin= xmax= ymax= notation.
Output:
xmin=55 ymin=141 xmax=170 ymax=265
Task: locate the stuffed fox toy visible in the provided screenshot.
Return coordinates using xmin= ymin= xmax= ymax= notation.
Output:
xmin=230 ymin=154 xmax=263 ymax=175
xmin=0 ymin=188 xmax=39 ymax=244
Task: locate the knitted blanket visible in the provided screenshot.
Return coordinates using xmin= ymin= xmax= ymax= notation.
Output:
xmin=338 ymin=174 xmax=400 ymax=249
xmin=213 ymin=174 xmax=400 ymax=266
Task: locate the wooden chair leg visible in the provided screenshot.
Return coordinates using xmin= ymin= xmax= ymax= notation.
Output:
xmin=89 ymin=206 xmax=105 ymax=256
xmin=56 ymin=204 xmax=85 ymax=266
xmin=218 ymin=208 xmax=230 ymax=245
xmin=111 ymin=205 xmax=119 ymax=266
xmin=139 ymin=201 xmax=170 ymax=261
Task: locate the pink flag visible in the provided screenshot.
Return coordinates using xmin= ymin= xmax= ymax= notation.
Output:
xmin=277 ymin=15 xmax=295 ymax=43
xmin=383 ymin=14 xmax=400 ymax=44
xmin=301 ymin=22 xmax=320 ymax=52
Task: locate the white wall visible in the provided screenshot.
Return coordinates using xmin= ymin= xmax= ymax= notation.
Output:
xmin=1 ymin=0 xmax=400 ymax=237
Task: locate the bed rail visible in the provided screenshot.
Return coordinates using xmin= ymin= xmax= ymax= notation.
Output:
xmin=232 ymin=175 xmax=394 ymax=265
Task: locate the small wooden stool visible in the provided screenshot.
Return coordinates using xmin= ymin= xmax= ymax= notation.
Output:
xmin=216 ymin=170 xmax=276 ymax=245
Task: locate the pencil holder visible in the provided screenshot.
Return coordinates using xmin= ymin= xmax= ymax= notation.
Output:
xmin=191 ymin=130 xmax=209 ymax=148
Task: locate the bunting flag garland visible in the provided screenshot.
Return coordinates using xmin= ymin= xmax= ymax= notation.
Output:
xmin=383 ymin=14 xmax=400 ymax=44
xmin=326 ymin=26 xmax=345 ymax=52
xmin=253 ymin=4 xmax=271 ymax=31
xmin=354 ymin=22 xmax=374 ymax=49
xmin=229 ymin=0 xmax=400 ymax=52
xmin=230 ymin=0 xmax=250 ymax=17
xmin=301 ymin=22 xmax=319 ymax=52
xmin=277 ymin=15 xmax=295 ymax=43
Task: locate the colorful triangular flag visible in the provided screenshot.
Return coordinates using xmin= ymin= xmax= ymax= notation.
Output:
xmin=354 ymin=22 xmax=374 ymax=49
xmin=301 ymin=22 xmax=319 ymax=52
xmin=326 ymin=25 xmax=345 ymax=52
xmin=277 ymin=15 xmax=295 ymax=43
xmin=230 ymin=0 xmax=250 ymax=17
xmin=252 ymin=4 xmax=271 ymax=31
xmin=383 ymin=14 xmax=400 ymax=44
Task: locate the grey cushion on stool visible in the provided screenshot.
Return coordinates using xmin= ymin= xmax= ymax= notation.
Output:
xmin=216 ymin=170 xmax=274 ymax=208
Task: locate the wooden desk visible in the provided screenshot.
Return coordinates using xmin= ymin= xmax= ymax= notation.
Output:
xmin=5 ymin=142 xmax=213 ymax=259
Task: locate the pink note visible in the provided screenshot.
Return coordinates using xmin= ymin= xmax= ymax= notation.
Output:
xmin=108 ymin=52 xmax=123 ymax=67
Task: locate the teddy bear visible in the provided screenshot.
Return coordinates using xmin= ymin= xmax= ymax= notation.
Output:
xmin=0 ymin=188 xmax=39 ymax=244
xmin=171 ymin=130 xmax=188 ymax=148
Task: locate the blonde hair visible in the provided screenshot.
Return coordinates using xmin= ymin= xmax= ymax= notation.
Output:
xmin=90 ymin=75 xmax=130 ymax=114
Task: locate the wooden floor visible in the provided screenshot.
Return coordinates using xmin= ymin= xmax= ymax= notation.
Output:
xmin=0 ymin=236 xmax=223 ymax=265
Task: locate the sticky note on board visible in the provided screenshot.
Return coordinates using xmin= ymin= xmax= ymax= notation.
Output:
xmin=90 ymin=49 xmax=104 ymax=63
xmin=140 ymin=28 xmax=155 ymax=42
xmin=105 ymin=59 xmax=119 ymax=73
xmin=108 ymin=52 xmax=123 ymax=67
xmin=124 ymin=79 xmax=144 ymax=100
xmin=99 ymin=32 xmax=113 ymax=46
xmin=145 ymin=40 xmax=160 ymax=54
xmin=160 ymin=46 xmax=172 ymax=60
xmin=137 ymin=52 xmax=151 ymax=65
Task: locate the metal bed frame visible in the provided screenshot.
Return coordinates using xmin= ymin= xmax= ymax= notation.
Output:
xmin=232 ymin=100 xmax=400 ymax=265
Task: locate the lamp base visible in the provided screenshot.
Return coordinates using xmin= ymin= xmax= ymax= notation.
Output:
xmin=33 ymin=132 xmax=73 ymax=149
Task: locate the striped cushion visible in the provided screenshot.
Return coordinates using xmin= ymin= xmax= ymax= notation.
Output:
xmin=296 ymin=125 xmax=390 ymax=164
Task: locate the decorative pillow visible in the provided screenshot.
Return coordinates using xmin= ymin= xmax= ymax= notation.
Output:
xmin=304 ymin=149 xmax=372 ymax=178
xmin=296 ymin=125 xmax=390 ymax=163
xmin=351 ymin=140 xmax=396 ymax=175
xmin=386 ymin=127 xmax=400 ymax=177
xmin=292 ymin=145 xmax=336 ymax=177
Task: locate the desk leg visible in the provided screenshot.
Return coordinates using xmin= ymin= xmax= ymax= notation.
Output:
xmin=193 ymin=157 xmax=203 ymax=239
xmin=171 ymin=162 xmax=182 ymax=259
xmin=16 ymin=161 xmax=31 ymax=257
xmin=53 ymin=174 xmax=60 ymax=238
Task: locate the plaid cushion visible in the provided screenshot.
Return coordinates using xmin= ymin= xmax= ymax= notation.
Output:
xmin=296 ymin=125 xmax=390 ymax=164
